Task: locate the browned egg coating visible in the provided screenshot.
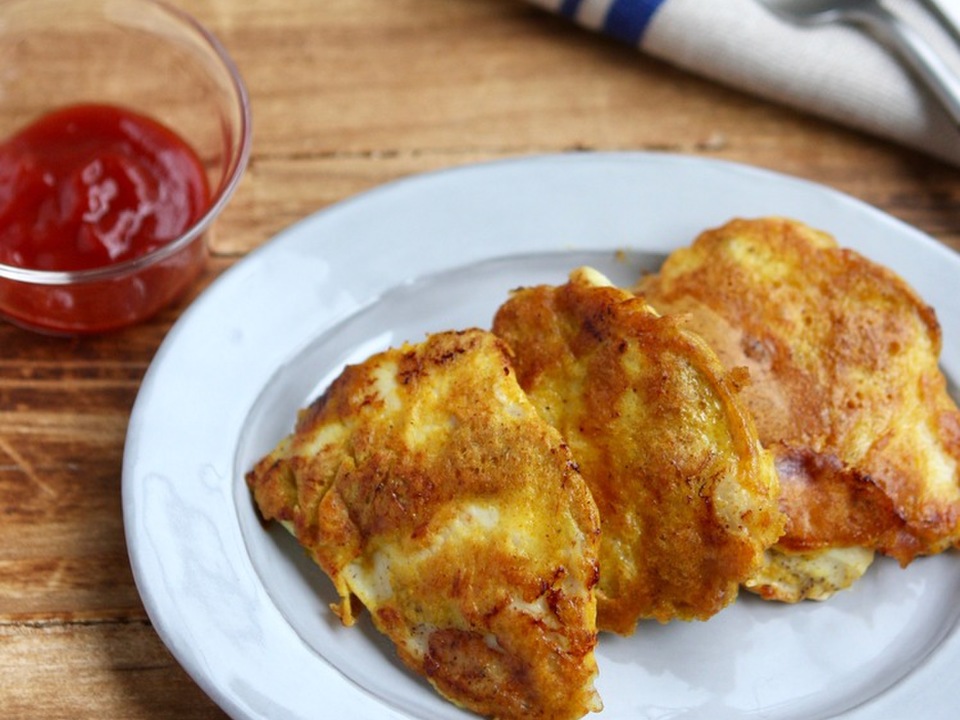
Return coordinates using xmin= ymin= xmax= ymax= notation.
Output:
xmin=493 ymin=267 xmax=784 ymax=632
xmin=640 ymin=217 xmax=960 ymax=601
xmin=247 ymin=329 xmax=603 ymax=720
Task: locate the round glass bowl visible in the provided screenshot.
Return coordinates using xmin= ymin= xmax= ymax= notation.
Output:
xmin=0 ymin=0 xmax=251 ymax=334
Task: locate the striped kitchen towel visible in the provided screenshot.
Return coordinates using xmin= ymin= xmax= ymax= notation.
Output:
xmin=527 ymin=0 xmax=960 ymax=166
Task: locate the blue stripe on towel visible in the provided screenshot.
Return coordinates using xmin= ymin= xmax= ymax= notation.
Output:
xmin=602 ymin=0 xmax=667 ymax=44
xmin=559 ymin=0 xmax=584 ymax=18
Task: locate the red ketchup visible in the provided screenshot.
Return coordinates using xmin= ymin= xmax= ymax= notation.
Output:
xmin=0 ymin=104 xmax=211 ymax=333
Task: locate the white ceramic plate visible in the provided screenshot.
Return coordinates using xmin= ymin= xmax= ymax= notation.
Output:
xmin=123 ymin=153 xmax=960 ymax=720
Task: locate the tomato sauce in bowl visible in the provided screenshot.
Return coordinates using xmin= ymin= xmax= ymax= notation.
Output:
xmin=0 ymin=104 xmax=210 ymax=273
xmin=0 ymin=0 xmax=251 ymax=335
xmin=0 ymin=104 xmax=215 ymax=334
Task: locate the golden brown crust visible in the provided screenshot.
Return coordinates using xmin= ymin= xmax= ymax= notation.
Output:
xmin=772 ymin=447 xmax=915 ymax=554
xmin=247 ymin=329 xmax=602 ymax=720
xmin=639 ymin=217 xmax=960 ymax=569
xmin=493 ymin=268 xmax=784 ymax=632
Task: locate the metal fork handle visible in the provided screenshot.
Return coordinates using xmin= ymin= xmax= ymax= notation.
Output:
xmin=918 ymin=0 xmax=960 ymax=49
xmin=849 ymin=2 xmax=960 ymax=128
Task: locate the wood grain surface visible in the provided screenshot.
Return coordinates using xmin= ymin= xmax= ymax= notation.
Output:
xmin=1 ymin=0 xmax=958 ymax=718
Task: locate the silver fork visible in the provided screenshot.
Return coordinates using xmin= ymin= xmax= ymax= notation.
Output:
xmin=757 ymin=0 xmax=960 ymax=128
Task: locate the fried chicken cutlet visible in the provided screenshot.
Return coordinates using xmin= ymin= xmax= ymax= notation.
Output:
xmin=639 ymin=217 xmax=960 ymax=602
xmin=493 ymin=267 xmax=784 ymax=634
xmin=246 ymin=329 xmax=603 ymax=720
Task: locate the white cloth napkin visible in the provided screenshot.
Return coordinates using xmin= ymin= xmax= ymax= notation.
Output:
xmin=526 ymin=0 xmax=960 ymax=166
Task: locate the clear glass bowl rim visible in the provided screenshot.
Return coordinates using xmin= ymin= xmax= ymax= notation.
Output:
xmin=0 ymin=0 xmax=253 ymax=286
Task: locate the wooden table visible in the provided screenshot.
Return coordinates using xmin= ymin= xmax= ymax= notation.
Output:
xmin=1 ymin=1 xmax=958 ymax=717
